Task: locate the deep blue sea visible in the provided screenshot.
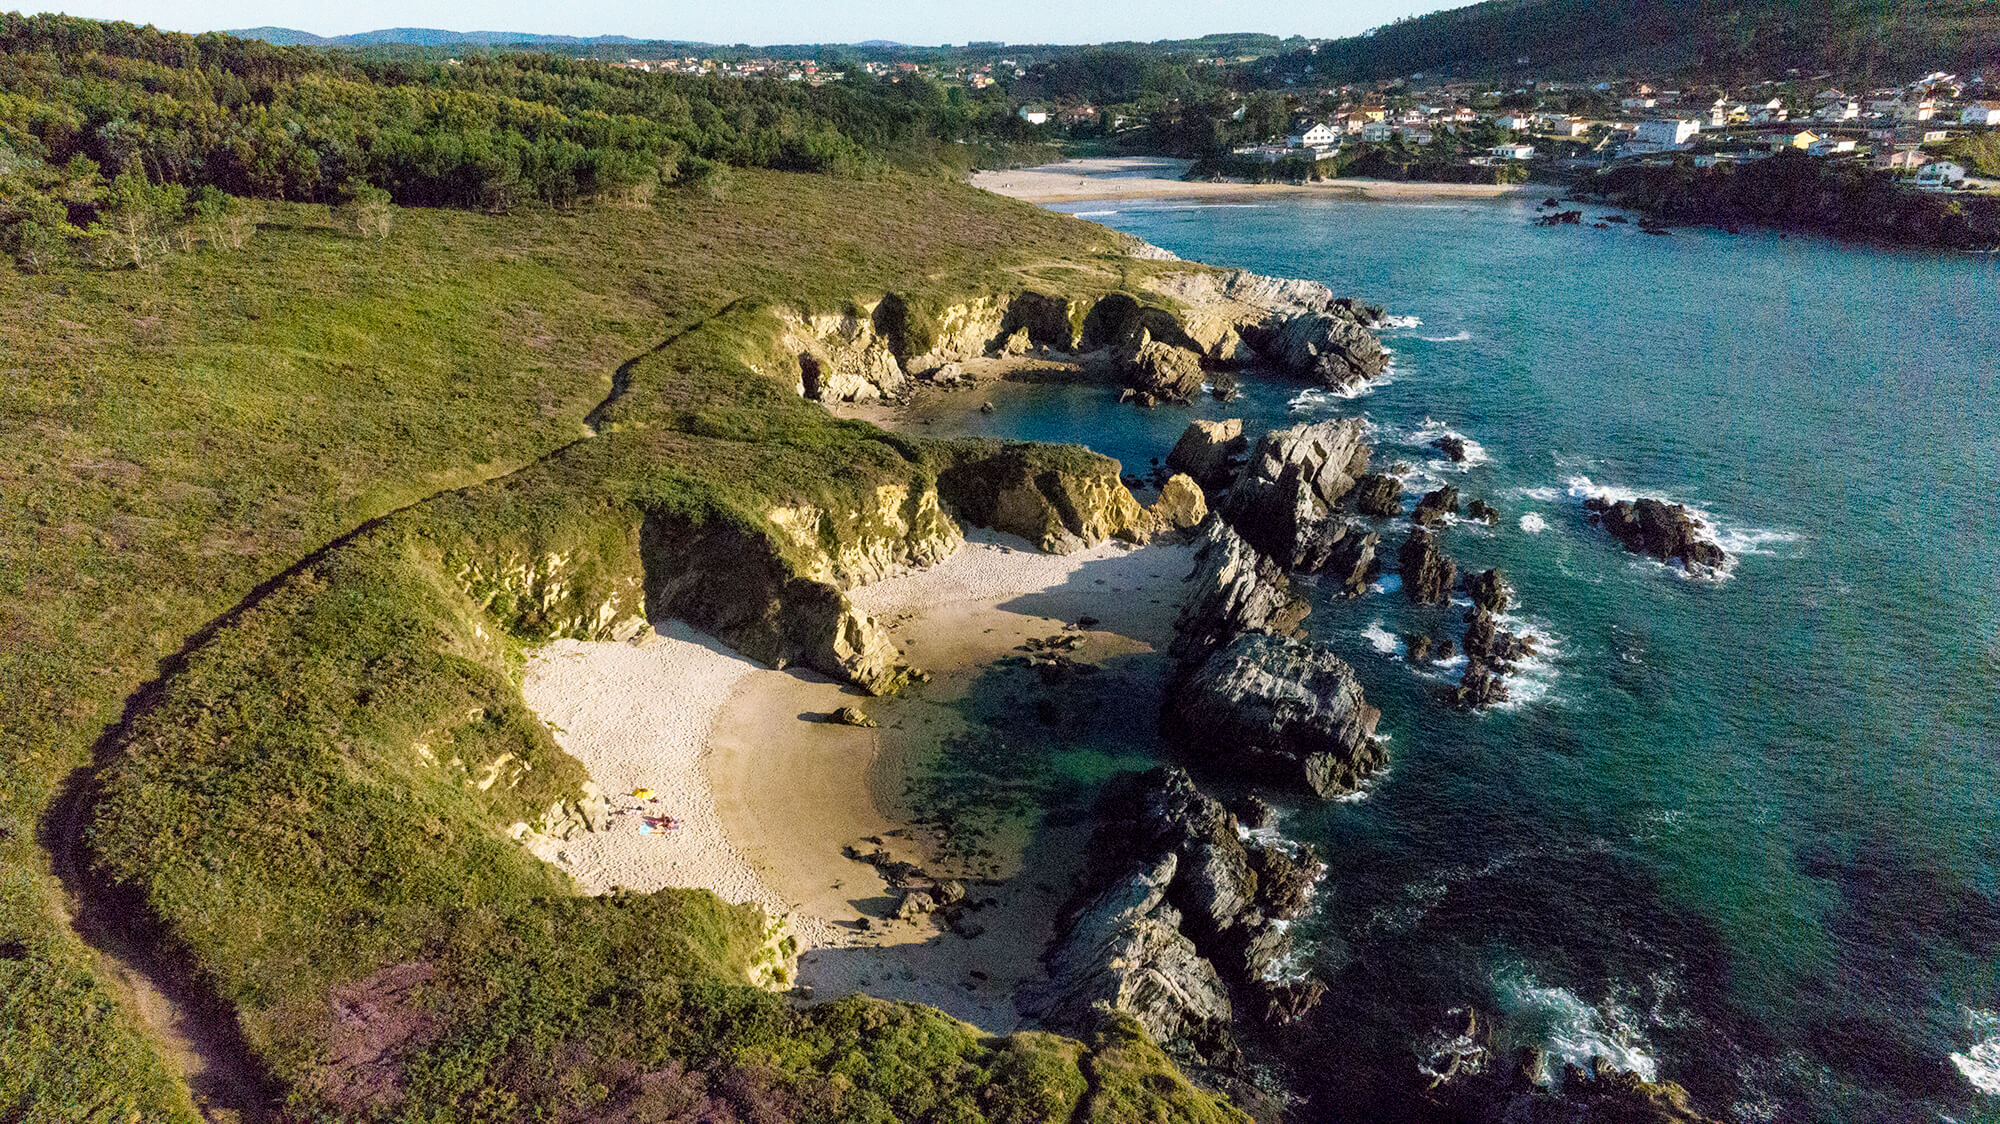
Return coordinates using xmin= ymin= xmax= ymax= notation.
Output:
xmin=941 ymin=196 xmax=2000 ymax=1121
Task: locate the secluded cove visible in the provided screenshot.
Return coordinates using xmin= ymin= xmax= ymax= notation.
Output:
xmin=870 ymin=193 xmax=2000 ymax=1119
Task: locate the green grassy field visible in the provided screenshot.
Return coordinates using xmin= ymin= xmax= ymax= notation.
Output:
xmin=0 ymin=168 xmax=1246 ymax=1121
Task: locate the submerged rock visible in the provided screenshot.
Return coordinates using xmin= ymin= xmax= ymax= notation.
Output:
xmin=1169 ymin=632 xmax=1385 ymax=799
xmin=1398 ymin=528 xmax=1457 ymax=605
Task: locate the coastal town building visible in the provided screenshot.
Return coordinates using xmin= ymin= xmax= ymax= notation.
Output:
xmin=1287 ymin=121 xmax=1340 ymax=147
xmin=1915 ymin=160 xmax=1968 ymax=188
xmin=1962 ymin=103 xmax=2000 ymax=126
xmin=1489 ymin=142 xmax=1536 ymax=160
xmin=1635 ymin=118 xmax=1702 ymax=148
xmin=1874 ymin=148 xmax=1930 ymax=173
xmin=1017 ymin=106 xmax=1049 ymax=125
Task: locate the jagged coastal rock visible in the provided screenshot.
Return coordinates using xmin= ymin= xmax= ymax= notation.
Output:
xmin=1349 ymin=472 xmax=1404 ymax=519
xmin=1117 ymin=327 xmax=1208 ymax=405
xmin=1166 ymin=419 xmax=1248 ymax=491
xmin=1170 ymin=519 xmax=1311 ymax=661
xmin=1221 ymin=420 xmax=1372 ymax=571
xmin=1029 ymin=768 xmax=1329 ymax=1064
xmin=1398 ymin=527 xmax=1458 ymax=605
xmin=1169 ymin=632 xmax=1385 ymax=798
xmin=1584 ymin=495 xmax=1728 ymax=571
xmin=1411 ymin=485 xmax=1461 ymax=528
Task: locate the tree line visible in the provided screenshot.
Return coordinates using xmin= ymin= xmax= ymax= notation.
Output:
xmin=0 ymin=13 xmax=1047 ymax=269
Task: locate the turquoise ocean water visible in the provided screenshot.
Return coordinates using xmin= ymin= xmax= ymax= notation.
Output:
xmin=933 ymin=195 xmax=2000 ymax=1120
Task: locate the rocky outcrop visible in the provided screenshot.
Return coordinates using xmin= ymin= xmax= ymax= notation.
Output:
xmin=1220 ymin=420 xmax=1371 ymax=569
xmin=1584 ymin=496 xmax=1727 ymax=571
xmin=1462 ymin=568 xmax=1512 ymax=613
xmin=1349 ymin=473 xmax=1404 ymax=519
xmin=1029 ymin=768 xmax=1329 ymax=1064
xmin=1166 ymin=419 xmax=1247 ymax=491
xmin=1466 ymin=498 xmax=1500 ymax=525
xmin=1398 ymin=528 xmax=1457 ymax=605
xmin=1168 ymin=632 xmax=1385 ymax=798
xmin=1116 ymin=327 xmax=1207 ymax=405
xmin=1240 ymin=307 xmax=1389 ymax=391
xmin=1411 ymin=485 xmax=1461 ymax=528
xmin=779 ymin=305 xmax=911 ymax=404
xmin=933 ymin=442 xmax=1151 ymax=554
xmin=1029 ymin=851 xmax=1235 ymax=1059
xmin=641 ymin=511 xmax=913 ymax=694
xmin=1147 ymin=474 xmax=1209 ymax=539
xmin=1432 ymin=435 xmax=1470 ymax=462
xmin=1170 ymin=519 xmax=1310 ymax=662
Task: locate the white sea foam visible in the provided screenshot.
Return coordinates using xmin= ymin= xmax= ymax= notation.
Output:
xmin=1953 ymin=1009 xmax=2000 ymax=1096
xmin=1419 ymin=330 xmax=1473 ymax=343
xmin=1512 ymin=485 xmax=1561 ymax=502
xmin=1362 ymin=621 xmax=1402 ymax=657
xmin=1494 ymin=971 xmax=1661 ymax=1085
xmin=1071 ymin=209 xmax=1119 ymax=217
xmin=1377 ymin=313 xmax=1424 ymax=330
xmin=1399 ymin=417 xmax=1494 ymax=471
xmin=1519 ymin=512 xmax=1549 ymax=533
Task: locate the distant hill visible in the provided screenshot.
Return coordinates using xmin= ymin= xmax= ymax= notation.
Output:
xmin=1292 ymin=0 xmax=2000 ymax=82
xmin=224 ymin=26 xmax=687 ymax=49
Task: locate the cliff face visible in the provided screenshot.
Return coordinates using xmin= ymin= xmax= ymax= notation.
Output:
xmin=781 ymin=262 xmax=1391 ymax=405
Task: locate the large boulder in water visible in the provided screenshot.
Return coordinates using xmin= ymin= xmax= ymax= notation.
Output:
xmin=1166 ymin=419 xmax=1247 ymax=490
xmin=1584 ymin=495 xmax=1727 ymax=571
xmin=1411 ymin=485 xmax=1461 ymax=528
xmin=1349 ymin=473 xmax=1404 ymax=519
xmin=1462 ymin=568 xmax=1512 ymax=613
xmin=1221 ymin=420 xmax=1371 ymax=568
xmin=1398 ymin=528 xmax=1457 ymax=605
xmin=1169 ymin=632 xmax=1385 ymax=798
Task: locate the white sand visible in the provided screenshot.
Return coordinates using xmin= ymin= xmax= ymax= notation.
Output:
xmin=517 ymin=622 xmax=836 ymax=934
xmin=519 ymin=528 xmax=1195 ymax=1020
xmin=972 ymin=155 xmax=1537 ymax=205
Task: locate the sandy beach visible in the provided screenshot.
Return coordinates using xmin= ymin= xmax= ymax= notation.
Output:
xmin=522 ymin=528 xmax=1192 ymax=1031
xmin=972 ymin=155 xmax=1538 ymax=206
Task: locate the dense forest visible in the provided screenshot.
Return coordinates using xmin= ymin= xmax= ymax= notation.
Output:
xmin=1274 ymin=0 xmax=2000 ymax=83
xmin=0 ymin=13 xmax=1054 ymax=269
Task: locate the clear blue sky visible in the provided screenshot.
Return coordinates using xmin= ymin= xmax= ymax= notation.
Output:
xmin=36 ymin=1 xmax=1464 ymax=45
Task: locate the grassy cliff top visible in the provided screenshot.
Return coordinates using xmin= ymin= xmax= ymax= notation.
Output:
xmin=0 ymin=169 xmax=1244 ymax=1122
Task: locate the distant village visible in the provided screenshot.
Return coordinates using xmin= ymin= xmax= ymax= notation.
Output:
xmin=589 ymin=46 xmax=1997 ymax=191
xmin=1217 ymin=70 xmax=1996 ymax=190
